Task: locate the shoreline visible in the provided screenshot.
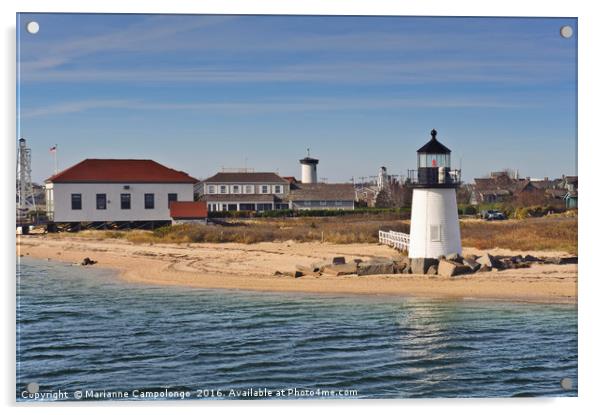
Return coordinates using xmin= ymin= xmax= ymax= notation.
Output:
xmin=17 ymin=236 xmax=577 ymax=304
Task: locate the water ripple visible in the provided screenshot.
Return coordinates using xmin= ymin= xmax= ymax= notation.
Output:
xmin=17 ymin=258 xmax=577 ymax=400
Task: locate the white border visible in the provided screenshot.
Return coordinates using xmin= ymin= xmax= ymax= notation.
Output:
xmin=2 ymin=1 xmax=600 ymax=415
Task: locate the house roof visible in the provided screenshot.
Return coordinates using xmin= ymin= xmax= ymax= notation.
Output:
xmin=287 ymin=183 xmax=356 ymax=201
xmin=203 ymin=172 xmax=289 ymax=184
xmin=417 ymin=130 xmax=451 ymax=154
xmin=169 ymin=201 xmax=208 ymax=219
xmin=474 ymin=176 xmax=532 ymax=194
xmin=47 ymin=159 xmax=198 ymax=183
xmin=282 ymin=176 xmax=298 ymax=184
xmin=200 ymin=194 xmax=277 ymax=202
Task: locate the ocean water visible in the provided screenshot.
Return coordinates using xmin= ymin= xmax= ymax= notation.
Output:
xmin=16 ymin=258 xmax=577 ymax=401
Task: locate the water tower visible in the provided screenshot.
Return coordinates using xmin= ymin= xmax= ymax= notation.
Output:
xmin=300 ymin=149 xmax=319 ymax=184
xmin=408 ymin=129 xmax=462 ymax=259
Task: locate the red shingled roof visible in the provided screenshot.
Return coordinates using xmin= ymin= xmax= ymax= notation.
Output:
xmin=47 ymin=159 xmax=198 ymax=183
xmin=169 ymin=201 xmax=208 ymax=219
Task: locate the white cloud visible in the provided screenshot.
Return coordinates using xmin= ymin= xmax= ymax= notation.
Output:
xmin=20 ymin=95 xmax=537 ymax=119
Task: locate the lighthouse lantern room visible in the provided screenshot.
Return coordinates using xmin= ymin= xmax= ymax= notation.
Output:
xmin=408 ymin=129 xmax=462 ymax=259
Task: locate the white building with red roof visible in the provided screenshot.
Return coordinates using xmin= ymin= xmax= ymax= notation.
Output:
xmin=45 ymin=159 xmax=198 ymax=224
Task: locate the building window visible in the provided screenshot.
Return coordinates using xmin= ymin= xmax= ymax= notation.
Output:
xmin=261 ymin=185 xmax=269 ymax=194
xmin=304 ymin=201 xmax=311 ymax=206
xmin=320 ymin=201 xmax=327 ymax=206
xmin=430 ymin=225 xmax=441 ymax=242
xmin=168 ymin=193 xmax=178 ymax=207
xmin=96 ymin=194 xmax=107 ymax=210
xmin=232 ymin=185 xmax=240 ymax=194
xmin=274 ymin=185 xmax=282 ymax=194
xmin=220 ymin=185 xmax=228 ymax=194
xmin=207 ymin=185 xmax=216 ymax=194
xmin=335 ymin=201 xmax=343 ymax=206
xmin=120 ymin=193 xmax=131 ymax=210
xmin=71 ymin=193 xmax=82 ymax=210
xmin=144 ymin=193 xmax=155 ymax=209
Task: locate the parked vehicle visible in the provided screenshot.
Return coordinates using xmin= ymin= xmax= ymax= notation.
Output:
xmin=480 ymin=210 xmax=507 ymax=220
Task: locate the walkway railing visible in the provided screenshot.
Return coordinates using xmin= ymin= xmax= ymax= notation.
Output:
xmin=378 ymin=230 xmax=410 ymax=252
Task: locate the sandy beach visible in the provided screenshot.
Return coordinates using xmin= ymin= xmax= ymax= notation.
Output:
xmin=16 ymin=235 xmax=577 ymax=303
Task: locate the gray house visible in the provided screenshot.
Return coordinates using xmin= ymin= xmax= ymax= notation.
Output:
xmin=199 ymin=171 xmax=355 ymax=212
xmin=287 ymin=183 xmax=355 ymax=210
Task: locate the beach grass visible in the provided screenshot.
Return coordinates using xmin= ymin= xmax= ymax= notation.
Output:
xmin=46 ymin=214 xmax=577 ymax=255
xmin=460 ymin=216 xmax=577 ymax=255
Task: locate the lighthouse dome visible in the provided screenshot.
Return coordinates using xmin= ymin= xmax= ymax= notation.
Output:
xmin=417 ymin=129 xmax=451 ymax=154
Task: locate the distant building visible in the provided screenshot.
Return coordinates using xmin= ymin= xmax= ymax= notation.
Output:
xmin=170 ymin=201 xmax=208 ymax=224
xmin=45 ymin=159 xmax=197 ymax=224
xmin=470 ymin=172 xmax=535 ymax=204
xmin=287 ymin=183 xmax=355 ymax=210
xmin=470 ymin=171 xmax=578 ymax=207
xmin=199 ymin=153 xmax=355 ymax=211
xmin=200 ymin=172 xmax=291 ymax=212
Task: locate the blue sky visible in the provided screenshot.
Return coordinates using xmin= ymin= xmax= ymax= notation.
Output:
xmin=17 ymin=14 xmax=577 ymax=183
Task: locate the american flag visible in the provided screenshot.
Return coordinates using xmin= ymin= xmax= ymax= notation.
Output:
xmin=49 ymin=145 xmax=57 ymax=153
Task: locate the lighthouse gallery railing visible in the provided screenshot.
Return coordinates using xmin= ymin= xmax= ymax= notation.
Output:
xmin=379 ymin=230 xmax=410 ymax=251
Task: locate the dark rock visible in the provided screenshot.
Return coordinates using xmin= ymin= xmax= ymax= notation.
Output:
xmin=357 ymin=260 xmax=394 ymax=276
xmin=509 ymin=255 xmax=524 ymax=263
xmin=322 ymin=263 xmax=358 ymax=276
xmin=559 ymin=256 xmax=578 ymax=265
xmin=523 ymin=254 xmax=541 ymax=262
xmin=410 ymin=258 xmax=439 ymax=274
xmin=294 ymin=271 xmax=304 ymax=278
xmin=476 ymin=253 xmax=502 ymax=269
xmin=445 ymin=252 xmax=463 ymax=262
xmin=393 ymin=257 xmax=411 ymax=274
xmin=463 ymin=258 xmax=481 ymax=272
xmin=81 ymin=257 xmax=97 ymax=266
xmin=353 ymin=258 xmax=363 ymax=264
xmin=393 ymin=261 xmax=407 ymax=274
xmin=438 ymin=259 xmax=471 ymax=277
xmin=332 ymin=256 xmax=346 ymax=265
xmin=477 ymin=265 xmax=492 ymax=272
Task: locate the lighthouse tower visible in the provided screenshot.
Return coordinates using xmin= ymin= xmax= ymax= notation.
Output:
xmin=408 ymin=129 xmax=462 ymax=259
xmin=299 ymin=149 xmax=319 ymax=184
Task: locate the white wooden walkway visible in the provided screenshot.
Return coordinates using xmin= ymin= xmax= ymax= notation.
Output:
xmin=378 ymin=230 xmax=410 ymax=252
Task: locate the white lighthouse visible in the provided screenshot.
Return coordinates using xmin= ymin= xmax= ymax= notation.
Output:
xmin=300 ymin=150 xmax=319 ymax=184
xmin=408 ymin=129 xmax=462 ymax=259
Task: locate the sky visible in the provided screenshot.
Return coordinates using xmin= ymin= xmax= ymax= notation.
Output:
xmin=17 ymin=14 xmax=577 ymax=184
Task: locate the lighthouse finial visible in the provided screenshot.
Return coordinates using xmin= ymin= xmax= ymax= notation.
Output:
xmin=431 ymin=129 xmax=437 ymax=139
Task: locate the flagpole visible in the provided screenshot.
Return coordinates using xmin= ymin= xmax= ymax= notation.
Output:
xmin=53 ymin=144 xmax=58 ymax=174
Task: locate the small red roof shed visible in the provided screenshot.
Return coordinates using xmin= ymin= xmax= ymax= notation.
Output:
xmin=169 ymin=201 xmax=208 ymax=219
